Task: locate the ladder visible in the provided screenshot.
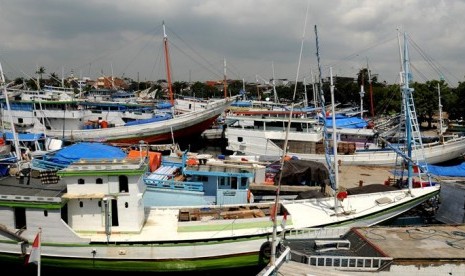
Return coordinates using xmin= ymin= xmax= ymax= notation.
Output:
xmin=395 ymin=33 xmax=431 ymax=186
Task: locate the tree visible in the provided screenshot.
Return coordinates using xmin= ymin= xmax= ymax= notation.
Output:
xmin=448 ymin=81 xmax=465 ymax=120
xmin=375 ymin=84 xmax=401 ymax=116
xmin=191 ymin=81 xmax=208 ymax=98
xmin=48 ymin=72 xmax=61 ymax=87
xmin=412 ymin=80 xmax=448 ymax=129
xmin=35 ymin=66 xmax=46 ymax=89
xmin=227 ymin=80 xmax=243 ymax=97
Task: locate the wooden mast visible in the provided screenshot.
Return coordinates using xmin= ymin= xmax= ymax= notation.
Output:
xmin=163 ymin=22 xmax=174 ymax=106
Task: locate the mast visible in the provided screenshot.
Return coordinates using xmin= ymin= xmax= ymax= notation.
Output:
xmin=360 ymin=70 xmax=365 ymax=119
xmin=272 ymin=61 xmax=278 ymax=103
xmin=367 ymin=60 xmax=375 ymax=118
xmin=330 ymin=67 xmax=339 ymax=214
xmin=303 ymin=78 xmax=308 ymax=108
xmin=315 ymin=25 xmax=335 ymax=190
xmin=437 ymin=83 xmax=444 ymax=142
xmin=311 ymin=70 xmax=317 ymax=108
xmin=223 ymin=58 xmax=228 ymax=98
xmin=400 ymin=32 xmax=431 ymax=190
xmin=255 ymin=75 xmax=260 ymax=100
xmin=270 ymin=0 xmax=309 ymax=265
xmin=0 ymin=62 xmax=22 ymax=162
xmin=163 ymin=21 xmax=174 ymax=106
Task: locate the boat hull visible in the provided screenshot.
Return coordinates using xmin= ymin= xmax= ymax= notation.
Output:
xmin=35 ymin=98 xmax=232 ymax=144
xmin=227 ymin=129 xmax=465 ymax=166
xmin=0 ymin=186 xmax=439 ymax=272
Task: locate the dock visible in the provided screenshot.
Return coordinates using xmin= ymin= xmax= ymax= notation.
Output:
xmin=259 ymin=224 xmax=465 ymax=275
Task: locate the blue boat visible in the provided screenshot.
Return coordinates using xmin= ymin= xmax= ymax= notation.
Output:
xmin=143 ymin=150 xmax=266 ymax=206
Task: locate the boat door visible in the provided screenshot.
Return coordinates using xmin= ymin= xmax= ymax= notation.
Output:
xmin=14 ymin=207 xmax=26 ymax=230
xmin=111 ymin=199 xmax=119 ymax=227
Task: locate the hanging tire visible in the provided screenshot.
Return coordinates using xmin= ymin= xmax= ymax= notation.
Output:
xmin=259 ymin=241 xmax=272 ymax=264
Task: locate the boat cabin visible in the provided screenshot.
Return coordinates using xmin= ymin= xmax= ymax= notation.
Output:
xmin=143 ymin=152 xmax=266 ymax=206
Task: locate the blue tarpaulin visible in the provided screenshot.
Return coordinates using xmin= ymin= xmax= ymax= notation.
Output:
xmin=230 ymin=101 xmax=252 ymax=107
xmin=124 ymin=113 xmax=173 ymax=126
xmin=156 ymin=102 xmax=173 ymax=109
xmin=427 ymin=162 xmax=465 ymax=177
xmin=324 ymin=116 xmax=368 ymax=129
xmin=390 ymin=162 xmax=465 ymax=177
xmin=2 ymin=132 xmax=45 ymax=141
xmin=42 ymin=142 xmax=127 ymax=166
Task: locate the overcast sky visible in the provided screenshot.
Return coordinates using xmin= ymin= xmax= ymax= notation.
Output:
xmin=0 ymin=0 xmax=464 ymax=88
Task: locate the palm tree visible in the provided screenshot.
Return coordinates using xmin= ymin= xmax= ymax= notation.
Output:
xmin=35 ymin=66 xmax=46 ymax=89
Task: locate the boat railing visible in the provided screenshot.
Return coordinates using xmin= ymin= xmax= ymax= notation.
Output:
xmin=144 ymin=178 xmax=204 ymax=192
xmin=303 ymin=255 xmax=393 ymax=272
xmin=285 ymin=227 xmax=351 ymax=240
xmin=0 ymin=193 xmax=62 ymax=203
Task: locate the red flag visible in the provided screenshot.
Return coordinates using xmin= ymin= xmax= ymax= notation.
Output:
xmin=25 ymin=232 xmax=40 ymax=265
xmin=270 ymin=203 xmax=276 ymax=222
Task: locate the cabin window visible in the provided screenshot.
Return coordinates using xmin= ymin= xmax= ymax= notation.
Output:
xmin=231 ymin=177 xmax=238 ymax=189
xmin=238 ymin=137 xmax=243 ymax=142
xmin=18 ymin=118 xmax=23 ymax=124
xmin=79 ymin=201 xmax=83 ymax=208
xmin=44 ymin=210 xmax=48 ymax=217
xmin=119 ymin=175 xmax=129 ymax=193
xmin=98 ymin=201 xmax=102 ymax=207
xmin=96 ymin=178 xmax=103 ymax=184
xmin=219 ymin=177 xmax=226 ymax=187
xmin=78 ymin=178 xmax=85 ymax=185
xmin=125 ymin=202 xmax=129 ymax=208
xmin=241 ymin=177 xmax=248 ymax=187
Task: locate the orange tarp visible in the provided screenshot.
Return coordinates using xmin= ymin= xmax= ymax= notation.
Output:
xmin=127 ymin=150 xmax=162 ymax=172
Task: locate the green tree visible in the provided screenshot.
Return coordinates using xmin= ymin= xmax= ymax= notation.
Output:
xmin=191 ymin=81 xmax=208 ymax=98
xmin=35 ymin=66 xmax=46 ymax=89
xmin=48 ymin=72 xmax=61 ymax=87
xmin=227 ymin=80 xmax=243 ymax=97
xmin=448 ymin=81 xmax=465 ymax=120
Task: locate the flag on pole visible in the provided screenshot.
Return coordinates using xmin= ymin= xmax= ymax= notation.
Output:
xmin=25 ymin=231 xmax=41 ymax=265
xmin=269 ymin=203 xmax=277 ymax=222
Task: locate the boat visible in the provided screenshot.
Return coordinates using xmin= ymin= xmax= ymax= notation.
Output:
xmin=260 ymin=224 xmax=465 ymax=275
xmin=225 ymin=98 xmax=465 ymax=167
xmin=0 ymin=30 xmax=441 ymax=274
xmin=0 ymin=140 xmax=440 ymax=273
xmin=142 ymin=148 xmax=269 ymax=207
xmin=0 ymin=23 xmax=234 ymax=145
xmin=259 ymin=29 xmax=445 ymax=274
xmin=224 ymin=108 xmax=377 ymax=157
xmin=17 ymin=96 xmax=232 ymax=144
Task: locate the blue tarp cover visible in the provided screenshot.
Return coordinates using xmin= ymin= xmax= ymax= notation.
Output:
xmin=230 ymin=101 xmax=252 ymax=107
xmin=390 ymin=162 xmax=465 ymax=177
xmin=427 ymin=162 xmax=465 ymax=177
xmin=324 ymin=116 xmax=368 ymax=129
xmin=156 ymin=102 xmax=173 ymax=109
xmin=124 ymin=113 xmax=173 ymax=126
xmin=2 ymin=132 xmax=45 ymax=141
xmin=45 ymin=142 xmax=126 ymax=166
